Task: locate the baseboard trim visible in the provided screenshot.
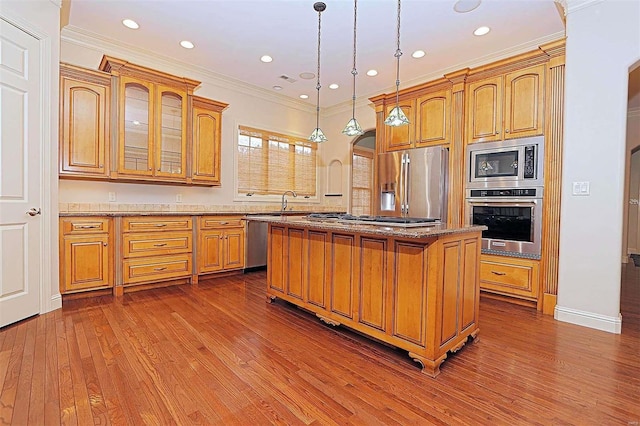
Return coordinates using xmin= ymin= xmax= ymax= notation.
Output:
xmin=49 ymin=293 xmax=62 ymax=312
xmin=554 ymin=305 xmax=622 ymax=334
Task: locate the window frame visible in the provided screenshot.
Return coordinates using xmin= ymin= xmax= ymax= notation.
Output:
xmin=234 ymin=123 xmax=319 ymax=203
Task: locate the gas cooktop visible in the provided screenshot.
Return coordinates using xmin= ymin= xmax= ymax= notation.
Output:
xmin=306 ymin=213 xmax=440 ymax=227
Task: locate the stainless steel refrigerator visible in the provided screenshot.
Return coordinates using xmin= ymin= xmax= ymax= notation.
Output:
xmin=377 ymin=146 xmax=448 ymax=221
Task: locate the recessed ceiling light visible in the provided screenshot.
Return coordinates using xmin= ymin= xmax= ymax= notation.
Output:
xmin=299 ymin=94 xmax=309 ymax=99
xmin=180 ymin=40 xmax=194 ymax=49
xmin=366 ymin=69 xmax=378 ymax=77
xmin=261 ymin=55 xmax=273 ymax=63
xmin=272 ymin=85 xmax=283 ymax=91
xmin=122 ymin=19 xmax=139 ymax=29
xmin=329 ymin=83 xmax=339 ymax=90
xmin=474 ymin=26 xmax=491 ymax=36
xmin=412 ymin=50 xmax=426 ymax=59
xmin=454 ymin=0 xmax=481 ymax=13
xmin=299 ymin=72 xmax=315 ymax=80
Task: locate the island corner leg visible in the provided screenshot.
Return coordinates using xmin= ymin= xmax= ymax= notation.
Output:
xmin=470 ymin=328 xmax=480 ymax=343
xmin=409 ymin=352 xmax=447 ymax=378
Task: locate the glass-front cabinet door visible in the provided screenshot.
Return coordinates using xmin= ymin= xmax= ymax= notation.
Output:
xmin=155 ymin=85 xmax=187 ymax=178
xmin=119 ymin=76 xmax=154 ymax=175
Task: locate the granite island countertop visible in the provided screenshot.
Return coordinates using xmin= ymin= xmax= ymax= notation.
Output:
xmin=247 ymin=215 xmax=486 ymax=239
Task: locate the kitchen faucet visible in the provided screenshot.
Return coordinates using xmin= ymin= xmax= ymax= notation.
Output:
xmin=281 ymin=190 xmax=297 ymax=211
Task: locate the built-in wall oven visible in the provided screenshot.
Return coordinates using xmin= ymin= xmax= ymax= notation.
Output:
xmin=466 ymin=188 xmax=542 ymax=258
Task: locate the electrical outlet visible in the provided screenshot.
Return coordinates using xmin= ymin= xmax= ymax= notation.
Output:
xmin=176 ymin=194 xmax=183 ymax=203
xmin=108 ymin=192 xmax=116 ymax=202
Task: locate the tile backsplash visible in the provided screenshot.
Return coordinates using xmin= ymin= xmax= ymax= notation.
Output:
xmin=58 ymin=203 xmax=342 ymax=214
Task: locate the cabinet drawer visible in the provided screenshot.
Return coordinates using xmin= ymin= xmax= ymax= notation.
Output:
xmin=61 ymin=217 xmax=111 ymax=235
xmin=122 ymin=231 xmax=192 ymax=258
xmin=123 ymin=216 xmax=192 ymax=232
xmin=199 ymin=216 xmax=244 ymax=229
xmin=480 ymin=255 xmax=539 ymax=299
xmin=123 ymin=254 xmax=192 ymax=284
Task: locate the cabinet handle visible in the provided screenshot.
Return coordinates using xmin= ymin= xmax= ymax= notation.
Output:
xmin=78 ymin=225 xmax=99 ymax=229
xmin=155 ymin=224 xmax=167 ymax=227
xmin=491 ymin=271 xmax=506 ymax=276
xmin=153 ymin=243 xmax=167 ymax=247
xmin=153 ymin=267 xmax=167 ymax=271
xmin=220 ymin=221 xmax=228 ymax=225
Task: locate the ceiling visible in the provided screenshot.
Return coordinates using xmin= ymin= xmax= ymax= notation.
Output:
xmin=65 ymin=0 xmax=565 ymax=108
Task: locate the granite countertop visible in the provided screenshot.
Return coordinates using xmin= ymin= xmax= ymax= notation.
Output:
xmin=59 ymin=209 xmax=345 ymax=218
xmin=247 ymin=215 xmax=486 ymax=238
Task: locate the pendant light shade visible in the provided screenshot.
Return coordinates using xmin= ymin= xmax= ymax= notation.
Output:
xmin=309 ymin=2 xmax=327 ymax=143
xmin=342 ymin=0 xmax=364 ymax=137
xmin=384 ymin=0 xmax=410 ymax=127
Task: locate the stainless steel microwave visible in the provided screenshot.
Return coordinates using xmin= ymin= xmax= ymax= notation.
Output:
xmin=467 ymin=136 xmax=544 ymax=189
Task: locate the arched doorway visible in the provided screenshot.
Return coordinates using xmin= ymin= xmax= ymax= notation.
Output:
xmin=350 ymin=130 xmax=376 ymax=216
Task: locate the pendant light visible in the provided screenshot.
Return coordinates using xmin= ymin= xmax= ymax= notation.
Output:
xmin=384 ymin=0 xmax=410 ymax=127
xmin=342 ymin=0 xmax=364 ymax=137
xmin=309 ymin=2 xmax=328 ymax=143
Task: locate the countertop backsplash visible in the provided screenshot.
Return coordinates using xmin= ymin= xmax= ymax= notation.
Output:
xmin=58 ymin=202 xmax=343 ymax=214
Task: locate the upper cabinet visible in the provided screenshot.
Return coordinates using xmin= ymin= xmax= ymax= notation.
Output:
xmin=416 ymin=89 xmax=452 ymax=148
xmin=192 ymin=96 xmax=228 ymax=185
xmin=58 ymin=56 xmax=228 ymax=186
xmin=101 ymin=56 xmax=199 ymax=184
xmin=466 ymin=64 xmax=545 ymax=144
xmin=59 ymin=64 xmax=111 ymax=179
xmin=380 ymin=88 xmax=452 ymax=153
xmin=383 ymin=99 xmax=415 ymax=152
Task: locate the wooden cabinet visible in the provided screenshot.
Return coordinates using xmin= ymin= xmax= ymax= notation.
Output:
xmin=479 ymin=253 xmax=540 ymax=300
xmin=266 ymin=223 xmax=482 ymax=377
xmin=115 ymin=75 xmax=189 ymax=180
xmin=467 ymin=65 xmax=545 ymax=144
xmin=415 ymin=89 xmax=452 ymax=147
xmin=59 ymin=64 xmax=111 ymax=178
xmin=121 ymin=216 xmax=193 ymax=287
xmin=192 ymin=97 xmax=228 ymax=185
xmin=197 ymin=216 xmax=245 ymax=274
xmin=59 ymin=217 xmax=113 ymax=294
xmin=383 ymin=99 xmax=415 ymax=152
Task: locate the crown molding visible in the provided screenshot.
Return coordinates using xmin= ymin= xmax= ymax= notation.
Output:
xmin=566 ymin=0 xmax=604 ymax=14
xmin=60 ymin=25 xmax=316 ymax=115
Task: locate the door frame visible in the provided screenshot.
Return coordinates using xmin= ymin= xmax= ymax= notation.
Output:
xmin=1 ymin=8 xmax=60 ymax=317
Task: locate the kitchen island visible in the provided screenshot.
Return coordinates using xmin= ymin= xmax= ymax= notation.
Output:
xmin=249 ymin=215 xmax=485 ymax=377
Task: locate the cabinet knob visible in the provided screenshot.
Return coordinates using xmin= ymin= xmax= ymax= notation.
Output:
xmin=505 ymin=129 xmax=510 ymax=133
xmin=149 ymin=167 xmax=152 ymax=171
xmin=99 ymin=164 xmax=103 ymax=167
xmin=103 ymin=243 xmax=108 ymax=247
xmin=496 ymin=130 xmax=501 ymax=134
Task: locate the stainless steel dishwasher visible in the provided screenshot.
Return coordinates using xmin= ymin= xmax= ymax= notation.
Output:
xmin=246 ymin=220 xmax=268 ymax=269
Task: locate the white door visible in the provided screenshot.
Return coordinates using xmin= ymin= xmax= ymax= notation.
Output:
xmin=0 ymin=19 xmax=42 ymax=328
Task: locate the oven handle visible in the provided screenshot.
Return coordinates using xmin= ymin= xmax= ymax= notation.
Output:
xmin=466 ymin=197 xmax=541 ymax=204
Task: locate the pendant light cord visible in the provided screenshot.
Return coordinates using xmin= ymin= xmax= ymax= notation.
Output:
xmin=394 ymin=0 xmax=402 ymax=107
xmin=315 ymin=7 xmax=322 ymax=130
xmin=351 ymin=0 xmax=358 ymax=118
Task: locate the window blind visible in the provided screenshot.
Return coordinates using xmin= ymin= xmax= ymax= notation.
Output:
xmin=351 ymin=148 xmax=374 ymax=216
xmin=238 ymin=126 xmax=317 ymax=196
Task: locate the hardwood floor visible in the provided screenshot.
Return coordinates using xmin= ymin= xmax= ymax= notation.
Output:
xmin=1 ymin=267 xmax=639 ymax=425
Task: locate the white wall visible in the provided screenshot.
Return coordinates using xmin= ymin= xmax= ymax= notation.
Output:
xmin=0 ymin=0 xmax=61 ymax=313
xmin=59 ymin=28 xmax=326 ymax=208
xmin=556 ymin=0 xmax=640 ymax=333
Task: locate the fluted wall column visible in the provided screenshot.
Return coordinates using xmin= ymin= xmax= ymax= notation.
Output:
xmin=540 ymin=40 xmax=566 ymax=315
xmin=445 ymin=69 xmax=469 ymax=227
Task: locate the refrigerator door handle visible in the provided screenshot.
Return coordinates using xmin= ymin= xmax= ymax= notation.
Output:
xmin=404 ymin=154 xmax=410 ymax=215
xmin=399 ymin=153 xmax=405 ymax=215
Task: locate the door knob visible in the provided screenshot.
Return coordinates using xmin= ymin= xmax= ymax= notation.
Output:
xmin=26 ymin=208 xmax=41 ymax=216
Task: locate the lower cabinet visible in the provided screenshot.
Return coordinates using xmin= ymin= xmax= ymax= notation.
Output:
xmin=59 ymin=217 xmax=113 ymax=294
xmin=121 ymin=216 xmax=193 ymax=289
xmin=479 ymin=253 xmax=540 ymax=301
xmin=197 ymin=216 xmax=245 ymax=274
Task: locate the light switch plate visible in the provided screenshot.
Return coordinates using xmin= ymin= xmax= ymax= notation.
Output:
xmin=572 ymin=181 xmax=590 ymax=196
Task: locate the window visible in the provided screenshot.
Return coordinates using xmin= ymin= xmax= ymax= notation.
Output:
xmin=237 ymin=126 xmax=317 ymax=197
xmin=351 ymin=148 xmax=374 ymax=216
